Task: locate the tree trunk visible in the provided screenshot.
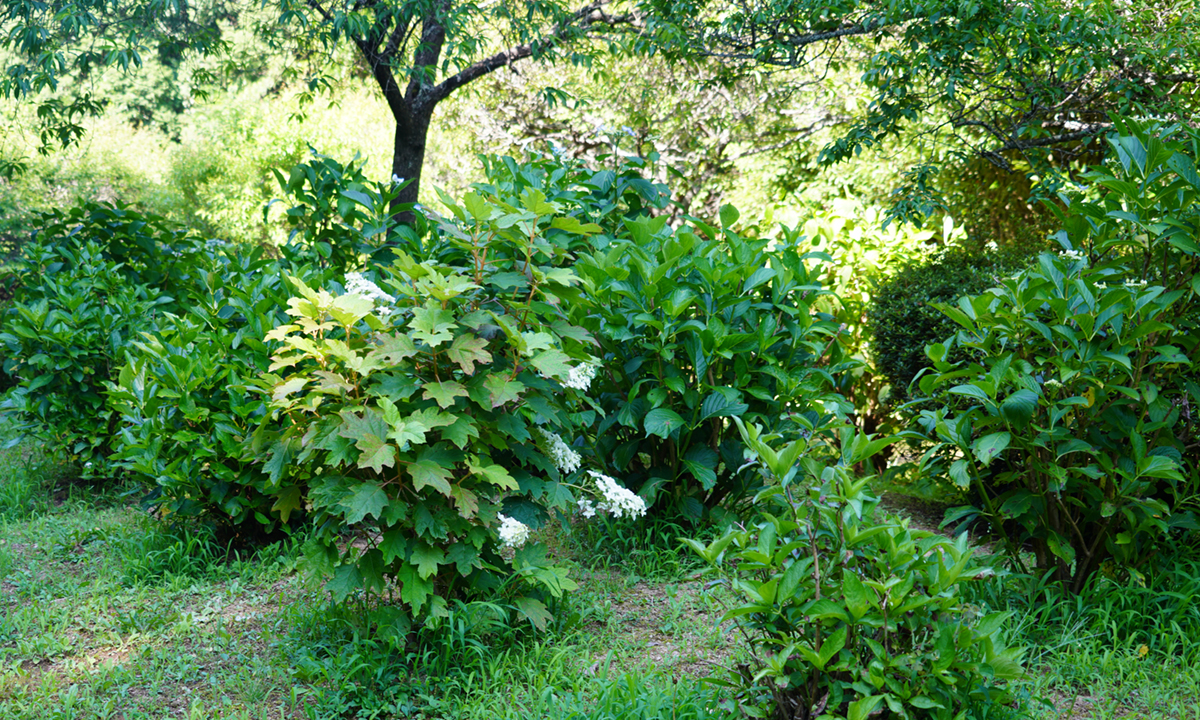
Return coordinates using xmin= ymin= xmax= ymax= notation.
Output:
xmin=390 ymin=106 xmax=434 ymax=225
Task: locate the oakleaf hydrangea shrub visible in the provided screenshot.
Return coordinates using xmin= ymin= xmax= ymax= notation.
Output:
xmin=574 ymin=205 xmax=851 ymax=521
xmin=107 ymin=247 xmax=333 ymax=532
xmin=915 ymin=119 xmax=1200 ymax=592
xmin=249 ymin=189 xmax=640 ymax=624
xmin=687 ymin=419 xmax=1023 ymax=720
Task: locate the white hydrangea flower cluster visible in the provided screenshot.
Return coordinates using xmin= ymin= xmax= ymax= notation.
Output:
xmin=345 ymin=272 xmax=396 ymax=317
xmin=563 ymin=362 xmax=598 ymax=391
xmin=1061 ymin=249 xmax=1087 ymax=263
xmin=1125 ymin=279 xmax=1147 ymax=289
xmin=497 ymin=514 xmax=531 ymax=549
xmin=538 ymin=428 xmax=581 ymax=474
xmin=577 ymin=470 xmax=647 ymax=519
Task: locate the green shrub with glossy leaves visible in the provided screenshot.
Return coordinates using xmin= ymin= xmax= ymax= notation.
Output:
xmin=0 ymin=240 xmax=169 ymax=473
xmin=575 ymin=206 xmax=850 ymax=522
xmin=106 ymin=246 xmax=333 ymax=532
xmin=915 ymin=119 xmax=1200 ymax=592
xmin=686 ymin=418 xmax=1023 ymax=720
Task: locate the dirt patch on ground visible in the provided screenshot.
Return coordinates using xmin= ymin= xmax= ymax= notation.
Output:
xmin=584 ymin=576 xmax=737 ymax=680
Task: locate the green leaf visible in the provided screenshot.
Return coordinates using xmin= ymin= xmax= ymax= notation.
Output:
xmin=327 ymin=564 xmax=363 ymax=603
xmin=339 ymin=409 xmax=395 ymax=473
xmin=341 ymin=482 xmax=389 ymax=524
xmin=370 ymin=333 xmax=418 ymax=364
xmin=446 ymin=333 xmax=491 ymax=374
xmin=513 ymin=596 xmax=553 ymax=631
xmin=409 ymin=302 xmax=457 ymax=347
xmin=700 ymin=392 xmax=748 ymax=420
xmin=530 ymin=348 xmax=574 ymax=379
xmin=644 ymin=407 xmax=686 ymax=438
xmin=973 ymin=431 xmax=1011 ymax=465
xmin=818 ymin=626 xmax=847 ymax=668
xmin=948 ymin=458 xmax=972 ymax=488
xmin=1000 ymin=389 xmax=1038 ymax=428
xmin=843 ymin=573 xmax=871 ymax=620
xmin=449 ymin=485 xmax=479 ymax=518
xmin=468 ymin=457 xmax=519 ymax=490
xmin=484 ymin=375 xmax=525 ymax=408
xmin=441 ymin=415 xmax=480 ymax=449
xmin=272 ymin=377 xmax=308 ymax=402
xmin=270 ymin=486 xmax=303 ymax=524
xmin=423 ymin=380 xmax=468 ymax=409
xmin=847 ymin=695 xmax=884 ymax=720
xmin=410 ymin=543 xmax=445 ymax=579
xmin=410 ymin=459 xmax=453 ymax=496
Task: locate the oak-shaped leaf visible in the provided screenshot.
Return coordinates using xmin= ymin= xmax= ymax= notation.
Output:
xmin=410 ymin=458 xmax=454 ymax=496
xmin=338 ymin=408 xmax=395 ymax=473
xmin=423 ymin=380 xmax=468 ymax=409
xmin=410 ymin=543 xmax=446 ymax=580
xmin=340 ymin=481 xmax=389 ymax=523
xmin=410 ymin=301 xmax=458 ymax=347
xmin=447 ymin=333 xmax=491 ymax=375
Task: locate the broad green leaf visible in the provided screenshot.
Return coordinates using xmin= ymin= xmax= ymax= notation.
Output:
xmin=644 ymin=407 xmax=686 ymax=438
xmin=370 ymin=333 xmax=418 ymax=364
xmin=818 ymin=626 xmax=847 ymax=670
xmin=423 ymin=380 xmax=468 ymax=409
xmin=446 ymin=333 xmax=491 ymax=374
xmin=449 ymin=485 xmax=479 ymax=518
xmin=270 ymin=486 xmax=303 ymax=524
xmin=272 ymin=377 xmax=308 ymax=402
xmin=1000 ymin=389 xmax=1038 ymax=428
xmin=513 ymin=596 xmax=553 ymax=631
xmin=341 ymin=482 xmax=388 ymax=524
xmin=410 ymin=543 xmax=445 ymax=579
xmin=409 ymin=302 xmax=457 ymax=347
xmin=467 ymin=457 xmax=519 ymax=490
xmin=441 ymin=415 xmax=480 ymax=449
xmin=410 ymin=460 xmax=453 ymax=496
xmin=484 ymin=375 xmax=525 ymax=408
xmin=949 ymin=458 xmax=972 ymax=488
xmin=843 ymin=573 xmax=871 ymax=620
xmin=973 ymin=432 xmax=1011 ymax=465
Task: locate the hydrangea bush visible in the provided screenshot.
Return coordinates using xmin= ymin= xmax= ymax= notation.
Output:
xmin=249 ymin=188 xmax=638 ymax=624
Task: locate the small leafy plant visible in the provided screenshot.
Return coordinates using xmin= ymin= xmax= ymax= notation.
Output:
xmin=686 ymin=419 xmax=1023 ymax=720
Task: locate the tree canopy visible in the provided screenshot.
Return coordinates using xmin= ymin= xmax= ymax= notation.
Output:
xmin=645 ymin=0 xmax=1200 ymax=221
xmin=1 ymin=0 xmax=637 ymax=208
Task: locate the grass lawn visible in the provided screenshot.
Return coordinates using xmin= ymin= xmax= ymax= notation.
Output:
xmin=1 ymin=436 xmax=1198 ymax=719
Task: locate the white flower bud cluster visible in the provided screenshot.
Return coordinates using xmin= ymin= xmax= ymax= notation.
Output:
xmin=345 ymin=272 xmax=395 ymax=317
xmin=538 ymin=428 xmax=581 ymax=474
xmin=1125 ymin=279 xmax=1147 ymax=289
xmin=579 ymin=470 xmax=648 ymax=519
xmin=1061 ymin=249 xmax=1087 ymax=263
xmin=563 ymin=362 xmax=598 ymax=391
xmin=497 ymin=514 xmax=531 ymax=549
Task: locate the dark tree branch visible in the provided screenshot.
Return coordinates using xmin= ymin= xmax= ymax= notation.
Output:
xmin=431 ymin=1 xmax=635 ymax=105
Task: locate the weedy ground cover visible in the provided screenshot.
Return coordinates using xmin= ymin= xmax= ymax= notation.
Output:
xmin=2 ymin=428 xmax=1199 ymax=719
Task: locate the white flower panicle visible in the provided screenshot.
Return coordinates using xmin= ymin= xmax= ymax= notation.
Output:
xmin=538 ymin=428 xmax=581 ymax=474
xmin=563 ymin=362 xmax=598 ymax=391
xmin=1061 ymin=249 xmax=1087 ymax=263
xmin=586 ymin=470 xmax=648 ymax=519
xmin=345 ymin=272 xmax=396 ymax=317
xmin=577 ymin=497 xmax=598 ymax=518
xmin=497 ymin=514 xmax=531 ymax=549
